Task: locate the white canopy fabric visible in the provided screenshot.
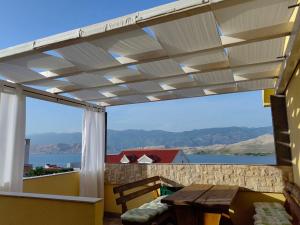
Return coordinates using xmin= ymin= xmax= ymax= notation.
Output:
xmin=0 ymin=0 xmax=298 ymax=107
xmin=80 ymin=109 xmax=105 ymax=198
xmin=0 ymin=88 xmax=26 ymax=192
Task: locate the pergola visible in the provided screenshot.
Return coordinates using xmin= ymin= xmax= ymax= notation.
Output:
xmin=0 ymin=0 xmax=299 ymax=198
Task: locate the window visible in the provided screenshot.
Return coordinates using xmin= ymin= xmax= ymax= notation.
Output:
xmin=106 ymin=91 xmax=276 ymax=165
xmin=25 ymin=98 xmax=82 ymax=176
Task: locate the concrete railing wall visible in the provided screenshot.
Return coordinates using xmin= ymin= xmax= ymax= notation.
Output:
xmin=23 ymin=171 xmax=80 ymax=196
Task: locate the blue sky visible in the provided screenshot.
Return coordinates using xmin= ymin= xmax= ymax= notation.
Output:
xmin=0 ymin=0 xmax=273 ymax=134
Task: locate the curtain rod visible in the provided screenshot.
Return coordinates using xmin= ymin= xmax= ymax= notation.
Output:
xmin=0 ymin=80 xmax=105 ymax=112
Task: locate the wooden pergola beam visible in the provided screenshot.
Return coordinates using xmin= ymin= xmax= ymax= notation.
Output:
xmin=0 ymin=0 xmax=216 ymax=62
xmin=1 ymin=1 xmax=256 ymax=63
xmin=0 ymin=80 xmax=104 ymax=111
xmin=51 ymin=60 xmax=282 ymax=97
xmin=99 ymin=81 xmax=276 ymax=107
xmin=84 ymin=76 xmax=277 ymax=102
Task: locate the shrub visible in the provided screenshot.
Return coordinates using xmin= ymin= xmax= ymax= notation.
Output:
xmin=25 ymin=167 xmax=74 ymax=177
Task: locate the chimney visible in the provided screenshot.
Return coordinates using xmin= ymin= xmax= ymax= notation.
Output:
xmin=24 ymin=139 xmax=30 ymax=164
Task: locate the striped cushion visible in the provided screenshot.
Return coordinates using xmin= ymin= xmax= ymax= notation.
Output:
xmin=121 ymin=196 xmax=168 ymax=223
xmin=121 ymin=208 xmax=158 ymax=223
xmin=253 ymin=202 xmax=292 ymax=225
xmin=254 ymin=214 xmax=291 ymax=225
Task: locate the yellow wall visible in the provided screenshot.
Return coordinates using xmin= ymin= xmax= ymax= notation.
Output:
xmin=0 ymin=194 xmax=103 ymax=225
xmin=286 ymin=64 xmax=300 ymax=186
xmin=20 ymin=171 xmax=287 ymax=225
xmin=20 ymin=172 xmax=103 ymax=225
xmin=23 ymin=172 xmax=158 ymax=214
xmin=262 ymin=89 xmax=275 ymax=107
xmin=231 ymin=191 xmax=285 ymax=225
xmin=23 ymin=171 xmax=80 ymax=196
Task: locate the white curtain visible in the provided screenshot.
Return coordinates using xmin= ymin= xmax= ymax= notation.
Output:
xmin=80 ymin=108 xmax=105 ymax=198
xmin=0 ymin=88 xmax=26 ymax=192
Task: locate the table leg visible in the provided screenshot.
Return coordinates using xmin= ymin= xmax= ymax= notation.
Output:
xmin=174 ymin=206 xmax=199 ymax=225
xmin=219 ymin=213 xmax=234 ymax=225
xmin=197 ymin=211 xmax=233 ymax=225
xmin=195 ymin=209 xmax=221 ymax=225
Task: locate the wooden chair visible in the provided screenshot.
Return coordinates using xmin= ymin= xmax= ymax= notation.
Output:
xmin=113 ymin=176 xmax=175 ymax=225
xmin=283 ymin=182 xmax=300 ymax=225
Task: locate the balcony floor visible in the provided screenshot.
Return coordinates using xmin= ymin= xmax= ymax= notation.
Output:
xmin=104 ymin=217 xmax=122 ymax=225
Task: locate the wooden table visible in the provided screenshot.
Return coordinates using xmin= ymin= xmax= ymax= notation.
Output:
xmin=161 ymin=184 xmax=239 ymax=225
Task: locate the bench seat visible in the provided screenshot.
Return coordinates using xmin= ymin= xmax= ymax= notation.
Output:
xmin=253 ymin=202 xmax=292 ymax=225
xmin=121 ymin=196 xmax=168 ymax=223
xmin=114 ymin=176 xmax=176 ymax=225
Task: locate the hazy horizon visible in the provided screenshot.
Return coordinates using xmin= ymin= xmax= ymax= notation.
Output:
xmin=25 ymin=91 xmax=273 ymax=134
xmin=27 ymin=124 xmax=273 ymax=136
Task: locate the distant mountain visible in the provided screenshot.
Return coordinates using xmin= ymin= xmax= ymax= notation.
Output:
xmin=28 ymin=132 xmax=81 ymax=145
xmin=183 ymin=134 xmax=275 ymax=155
xmin=28 ymin=126 xmax=273 ymax=154
xmin=30 ymin=143 xmax=81 ymax=154
xmin=107 ymin=127 xmax=273 ymax=153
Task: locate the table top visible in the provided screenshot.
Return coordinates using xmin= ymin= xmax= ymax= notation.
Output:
xmin=162 ymin=184 xmax=239 ymax=211
xmin=194 ymin=185 xmax=239 ymax=211
xmin=161 ymin=184 xmax=213 ymax=206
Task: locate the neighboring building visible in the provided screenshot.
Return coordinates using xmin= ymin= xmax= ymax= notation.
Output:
xmin=23 ymin=139 xmax=32 ymax=176
xmin=44 ymin=164 xmax=61 ymax=169
xmin=24 ymin=139 xmax=30 ymax=164
xmin=106 ymin=148 xmax=189 ymax=164
xmin=23 ymin=164 xmax=33 ymax=176
xmin=66 ymin=162 xmax=81 ymax=169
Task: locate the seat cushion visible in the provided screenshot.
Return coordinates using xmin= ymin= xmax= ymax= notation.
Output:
xmin=253 ymin=202 xmax=292 ymax=225
xmin=139 ymin=201 xmax=168 ymax=215
xmin=254 ymin=214 xmax=291 ymax=225
xmin=121 ymin=195 xmax=168 ymax=223
xmin=121 ymin=208 xmax=158 ymax=223
xmin=254 ymin=202 xmax=292 ymax=220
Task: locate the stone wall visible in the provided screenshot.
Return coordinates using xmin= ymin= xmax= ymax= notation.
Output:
xmin=105 ymin=164 xmax=293 ymax=192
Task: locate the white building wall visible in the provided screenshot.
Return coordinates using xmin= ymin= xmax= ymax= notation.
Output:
xmin=173 ymin=150 xmax=189 ymax=163
xmin=24 ymin=139 xmax=30 ymax=164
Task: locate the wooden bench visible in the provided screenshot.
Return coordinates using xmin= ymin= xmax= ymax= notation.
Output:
xmin=283 ymin=182 xmax=300 ymax=225
xmin=113 ymin=176 xmax=175 ymax=225
xmin=252 ymin=182 xmax=300 ymax=225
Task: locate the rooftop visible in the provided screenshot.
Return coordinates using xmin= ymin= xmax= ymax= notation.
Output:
xmin=106 ymin=148 xmax=181 ymax=163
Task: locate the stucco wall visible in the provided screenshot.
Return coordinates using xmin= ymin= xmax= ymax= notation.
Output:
xmin=286 ymin=63 xmax=300 ymax=186
xmin=22 ymin=171 xmax=156 ymax=215
xmin=105 ymin=164 xmax=292 ymax=192
xmin=0 ymin=193 xmax=103 ymax=225
xmin=23 ymin=171 xmax=80 ymax=196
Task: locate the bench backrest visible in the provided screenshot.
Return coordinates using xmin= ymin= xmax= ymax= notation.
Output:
xmin=284 ymin=182 xmax=300 ymax=225
xmin=113 ymin=176 xmax=161 ymax=213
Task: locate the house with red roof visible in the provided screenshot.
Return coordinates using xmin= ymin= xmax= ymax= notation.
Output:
xmin=106 ymin=148 xmax=189 ymax=164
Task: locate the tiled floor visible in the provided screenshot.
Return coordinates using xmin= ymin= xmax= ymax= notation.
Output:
xmin=104 ymin=217 xmax=122 ymax=225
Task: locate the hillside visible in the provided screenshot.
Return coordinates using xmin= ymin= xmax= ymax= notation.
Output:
xmin=183 ymin=134 xmax=275 ymax=155
xmin=107 ymin=127 xmax=272 ymax=153
xmin=28 ymin=132 xmax=82 ymax=145
xmin=28 ymin=126 xmax=273 ymax=154
xmin=30 ymin=143 xmax=81 ymax=154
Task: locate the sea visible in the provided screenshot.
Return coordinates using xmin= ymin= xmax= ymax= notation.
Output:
xmin=29 ymin=153 xmax=276 ymax=167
